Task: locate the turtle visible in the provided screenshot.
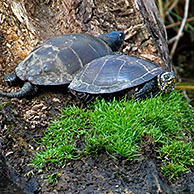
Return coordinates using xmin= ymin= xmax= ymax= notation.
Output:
xmin=0 ymin=31 xmax=125 ymax=98
xmin=69 ymin=54 xmax=176 ymax=102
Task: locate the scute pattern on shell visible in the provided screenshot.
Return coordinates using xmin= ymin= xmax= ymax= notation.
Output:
xmin=15 ymin=34 xmax=113 ymax=86
xmin=69 ymin=55 xmax=166 ymax=94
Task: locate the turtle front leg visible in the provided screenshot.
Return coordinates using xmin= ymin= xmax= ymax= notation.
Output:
xmin=3 ymin=72 xmax=19 ymax=84
xmin=74 ymin=91 xmax=95 ymax=103
xmin=133 ymin=79 xmax=157 ymax=101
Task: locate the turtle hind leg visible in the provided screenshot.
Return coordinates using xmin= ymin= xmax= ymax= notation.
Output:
xmin=0 ymin=82 xmax=38 ymax=98
xmin=3 ymin=72 xmax=20 ymax=85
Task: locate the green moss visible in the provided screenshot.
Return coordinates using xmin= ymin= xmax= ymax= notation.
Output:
xmin=31 ymin=91 xmax=194 ymax=179
xmin=47 ymin=172 xmax=61 ymax=184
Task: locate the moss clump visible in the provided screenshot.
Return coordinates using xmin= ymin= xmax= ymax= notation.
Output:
xmin=31 ymin=91 xmax=194 ymax=179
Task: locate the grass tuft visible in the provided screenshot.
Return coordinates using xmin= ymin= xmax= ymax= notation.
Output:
xmin=31 ymin=91 xmax=194 ymax=179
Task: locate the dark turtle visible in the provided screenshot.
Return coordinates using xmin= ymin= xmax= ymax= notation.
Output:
xmin=0 ymin=31 xmax=124 ymax=98
xmin=69 ymin=54 xmax=176 ymax=102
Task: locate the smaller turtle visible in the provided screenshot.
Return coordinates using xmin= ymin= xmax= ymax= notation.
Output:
xmin=69 ymin=54 xmax=176 ymax=102
xmin=0 ymin=31 xmax=124 ymax=98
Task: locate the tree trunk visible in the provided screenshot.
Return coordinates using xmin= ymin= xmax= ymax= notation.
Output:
xmin=0 ymin=0 xmax=170 ymax=81
xmin=1 ymin=2 xmax=193 ymax=194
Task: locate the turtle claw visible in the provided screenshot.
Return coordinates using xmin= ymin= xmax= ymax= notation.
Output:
xmin=73 ymin=91 xmax=94 ymax=103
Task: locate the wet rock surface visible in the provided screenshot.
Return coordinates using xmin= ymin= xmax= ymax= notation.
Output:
xmin=0 ymin=152 xmax=24 ymax=194
xmin=0 ymin=148 xmax=37 ymax=194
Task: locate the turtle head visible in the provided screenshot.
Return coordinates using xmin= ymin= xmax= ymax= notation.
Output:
xmin=98 ymin=31 xmax=125 ymax=51
xmin=157 ymin=71 xmax=176 ymax=93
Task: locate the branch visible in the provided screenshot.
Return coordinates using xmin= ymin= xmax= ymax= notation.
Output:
xmin=169 ymin=0 xmax=190 ymax=59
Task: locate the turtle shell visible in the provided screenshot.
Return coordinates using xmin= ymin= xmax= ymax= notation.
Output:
xmin=69 ymin=55 xmax=166 ymax=94
xmin=15 ymin=33 xmax=113 ymax=86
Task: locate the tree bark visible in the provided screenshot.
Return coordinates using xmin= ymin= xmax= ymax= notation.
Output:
xmin=0 ymin=0 xmax=170 ymax=81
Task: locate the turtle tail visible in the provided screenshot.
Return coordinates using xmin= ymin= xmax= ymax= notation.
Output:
xmin=0 ymin=82 xmax=37 ymax=98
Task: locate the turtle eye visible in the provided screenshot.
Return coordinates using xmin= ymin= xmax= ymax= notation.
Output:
xmin=119 ymin=32 xmax=124 ymax=41
xmin=164 ymin=74 xmax=169 ymax=79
